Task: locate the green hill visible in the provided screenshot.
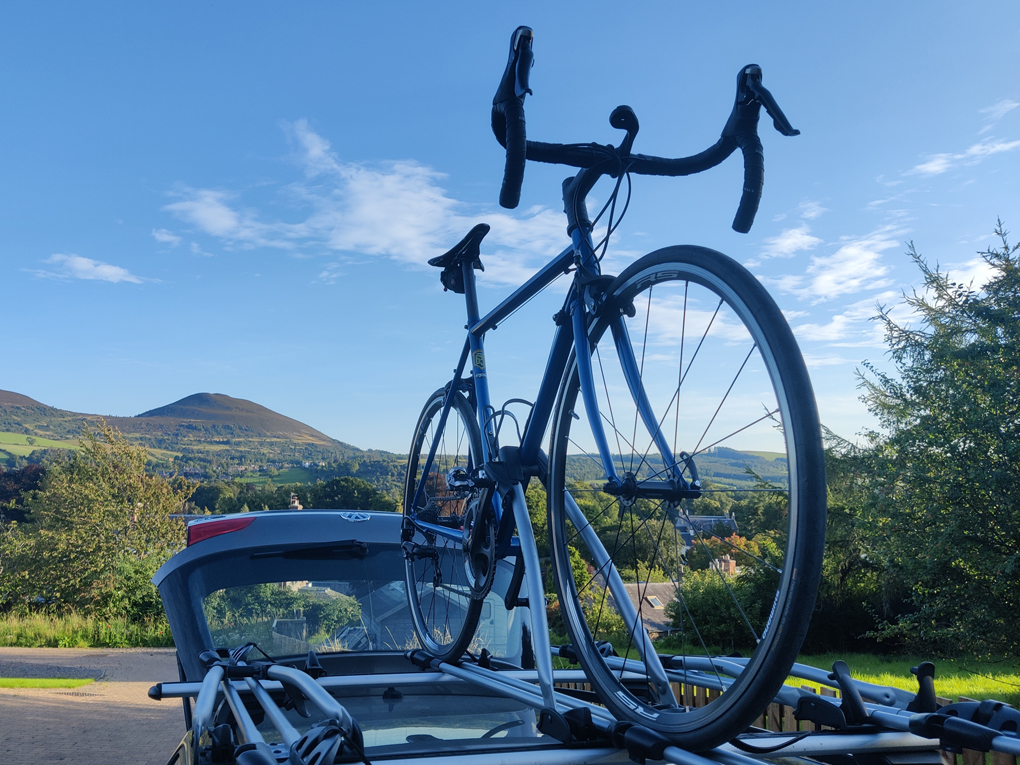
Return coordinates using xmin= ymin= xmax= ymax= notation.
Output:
xmin=135 ymin=392 xmax=334 ymax=444
xmin=0 ymin=390 xmax=402 ymax=485
xmin=564 ymin=445 xmax=788 ymax=491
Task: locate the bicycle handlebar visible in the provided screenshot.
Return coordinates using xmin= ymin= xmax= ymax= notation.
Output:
xmin=491 ymin=27 xmax=534 ymax=209
xmin=490 ymin=29 xmax=800 ymax=233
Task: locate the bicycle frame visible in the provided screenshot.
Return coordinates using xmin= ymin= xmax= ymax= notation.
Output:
xmin=411 ymin=225 xmax=688 ymax=543
xmin=408 ymin=218 xmax=687 ymax=708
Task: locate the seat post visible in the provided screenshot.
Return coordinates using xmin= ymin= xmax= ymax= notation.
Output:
xmin=462 ymin=259 xmax=481 ymax=327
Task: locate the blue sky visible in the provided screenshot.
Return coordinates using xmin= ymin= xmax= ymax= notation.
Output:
xmin=2 ymin=2 xmax=1018 ymax=452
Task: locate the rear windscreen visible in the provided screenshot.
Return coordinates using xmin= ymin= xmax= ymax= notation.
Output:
xmin=201 ymin=552 xmax=525 ymax=660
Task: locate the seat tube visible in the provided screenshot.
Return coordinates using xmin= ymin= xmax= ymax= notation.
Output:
xmin=462 ymin=261 xmax=495 ymax=462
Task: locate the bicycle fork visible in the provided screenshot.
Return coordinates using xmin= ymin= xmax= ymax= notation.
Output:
xmin=506 ymin=482 xmax=558 ymax=710
xmin=567 ymin=292 xmax=680 ymax=707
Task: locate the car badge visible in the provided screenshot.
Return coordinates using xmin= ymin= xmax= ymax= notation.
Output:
xmin=338 ymin=512 xmax=370 ymax=523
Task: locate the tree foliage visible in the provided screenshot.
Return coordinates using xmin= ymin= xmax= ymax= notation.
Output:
xmin=0 ymin=421 xmax=192 ymax=620
xmin=859 ymin=223 xmax=1020 ymax=655
xmin=188 ymin=476 xmax=397 ymax=515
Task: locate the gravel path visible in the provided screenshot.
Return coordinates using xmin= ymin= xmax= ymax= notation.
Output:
xmin=0 ymin=648 xmax=184 ymax=765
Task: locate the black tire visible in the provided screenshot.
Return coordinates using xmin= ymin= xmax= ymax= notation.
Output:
xmin=548 ymin=246 xmax=826 ymax=750
xmin=402 ymin=387 xmax=485 ymax=662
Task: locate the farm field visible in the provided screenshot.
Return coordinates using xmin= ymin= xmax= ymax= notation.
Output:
xmin=235 ymin=467 xmax=314 ymax=485
xmin=0 ymin=431 xmax=79 ymax=462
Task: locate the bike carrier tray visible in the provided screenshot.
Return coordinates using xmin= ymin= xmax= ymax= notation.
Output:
xmin=152 ymin=650 xmax=1020 ymax=765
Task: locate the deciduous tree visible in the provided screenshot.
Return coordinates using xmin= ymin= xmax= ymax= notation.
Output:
xmin=0 ymin=421 xmax=192 ymax=619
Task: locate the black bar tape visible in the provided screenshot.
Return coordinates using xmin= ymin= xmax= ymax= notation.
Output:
xmin=627 ymin=137 xmax=736 ymax=177
xmin=525 ymin=140 xmax=602 ymax=168
xmin=499 ymin=99 xmax=527 ymax=209
xmin=732 ymin=132 xmax=764 ymax=233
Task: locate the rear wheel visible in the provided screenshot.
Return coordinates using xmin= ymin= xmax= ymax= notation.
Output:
xmin=402 ymin=387 xmax=486 ymax=662
xmin=548 ymin=246 xmax=826 ymax=749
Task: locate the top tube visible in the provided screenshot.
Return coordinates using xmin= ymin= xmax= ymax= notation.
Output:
xmin=470 ymin=245 xmax=574 ymax=337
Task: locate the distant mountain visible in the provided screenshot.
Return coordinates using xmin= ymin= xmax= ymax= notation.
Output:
xmin=0 ymin=389 xmax=401 ymax=481
xmin=136 ymin=393 xmax=334 ymax=444
xmin=0 ymin=391 xmax=50 ymax=409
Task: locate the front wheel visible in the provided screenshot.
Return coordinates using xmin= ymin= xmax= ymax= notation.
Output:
xmin=548 ymin=246 xmax=826 ymax=750
xmin=402 ymin=386 xmax=487 ymax=662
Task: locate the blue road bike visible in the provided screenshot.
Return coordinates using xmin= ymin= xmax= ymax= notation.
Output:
xmin=401 ymin=27 xmax=827 ymax=750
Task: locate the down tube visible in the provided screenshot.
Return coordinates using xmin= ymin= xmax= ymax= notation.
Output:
xmin=519 ymin=317 xmax=574 ymax=468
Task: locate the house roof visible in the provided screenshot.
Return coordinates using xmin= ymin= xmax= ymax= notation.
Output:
xmin=613 ymin=582 xmax=678 ymax=634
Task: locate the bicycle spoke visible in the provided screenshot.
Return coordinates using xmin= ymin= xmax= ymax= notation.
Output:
xmin=682 ymin=507 xmax=761 ymax=645
xmin=690 ymin=408 xmax=780 ymax=458
xmin=691 ymin=344 xmax=757 ymax=457
xmin=629 ymin=286 xmax=654 ymax=474
xmin=679 ymin=297 xmax=722 ymax=389
xmin=673 ymin=281 xmax=689 ymax=458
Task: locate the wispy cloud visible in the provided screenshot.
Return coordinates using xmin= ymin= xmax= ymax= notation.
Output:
xmin=791 ymin=292 xmax=898 ymax=347
xmin=152 ymin=228 xmax=181 ymax=246
xmin=978 ymin=98 xmax=1019 ymax=134
xmin=801 ymin=354 xmax=851 ymax=368
xmin=162 ymin=119 xmax=566 ymax=287
xmin=909 ymin=138 xmax=1020 ymax=176
xmin=770 ymin=199 xmax=827 ymax=224
xmin=767 ymin=227 xmax=901 ymax=303
xmin=798 ymin=200 xmax=827 ymax=220
xmin=765 ymin=225 xmax=822 ymax=258
xmin=28 ymin=254 xmax=143 ymax=283
xmin=746 ymin=224 xmax=821 ymax=267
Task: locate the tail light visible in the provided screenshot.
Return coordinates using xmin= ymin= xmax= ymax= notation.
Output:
xmin=187 ymin=516 xmax=255 ymax=546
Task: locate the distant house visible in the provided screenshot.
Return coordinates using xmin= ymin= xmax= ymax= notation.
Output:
xmin=710 ymin=554 xmax=738 ymax=576
xmin=615 ymin=582 xmax=678 ymax=637
xmin=672 ymin=513 xmax=738 ymax=549
xmin=288 ymin=493 xmax=303 ymax=511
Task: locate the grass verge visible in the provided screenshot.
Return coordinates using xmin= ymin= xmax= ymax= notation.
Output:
xmin=0 ymin=677 xmax=95 ymax=689
xmin=0 ymin=613 xmax=174 ymax=648
xmin=791 ymin=653 xmax=1020 ymax=707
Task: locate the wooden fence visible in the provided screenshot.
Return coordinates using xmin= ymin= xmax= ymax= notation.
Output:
xmin=551 ymin=680 xmax=1016 ymax=765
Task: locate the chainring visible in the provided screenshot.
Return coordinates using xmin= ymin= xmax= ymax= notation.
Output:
xmin=461 ymin=493 xmax=497 ymax=599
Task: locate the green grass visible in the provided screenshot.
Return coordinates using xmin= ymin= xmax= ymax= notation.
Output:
xmin=652 ymin=635 xmax=1020 ymax=706
xmin=0 ymin=613 xmax=174 ymax=648
xmin=236 ymin=467 xmax=313 ymax=485
xmin=792 ymin=653 xmax=1020 ymax=707
xmin=0 ymin=430 xmax=79 ymax=456
xmin=741 ymin=450 xmax=786 ymax=461
xmin=0 ymin=677 xmax=95 ymax=689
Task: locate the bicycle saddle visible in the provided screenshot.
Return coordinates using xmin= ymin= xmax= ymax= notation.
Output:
xmin=428 ymin=223 xmax=489 ymax=270
xmin=428 ymin=223 xmax=489 ymax=293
